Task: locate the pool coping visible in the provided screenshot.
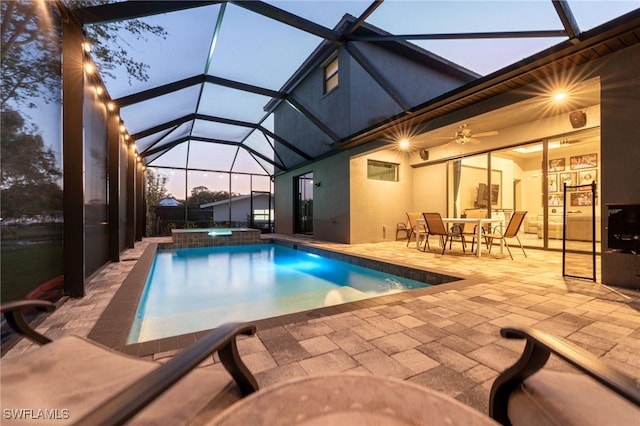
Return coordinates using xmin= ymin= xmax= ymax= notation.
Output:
xmin=88 ymin=238 xmax=471 ymax=357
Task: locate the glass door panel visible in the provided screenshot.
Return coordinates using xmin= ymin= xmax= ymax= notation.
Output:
xmin=295 ymin=172 xmax=313 ymax=234
xmin=492 ymin=142 xmax=543 ymax=249
xmin=447 ymin=154 xmax=488 ymax=218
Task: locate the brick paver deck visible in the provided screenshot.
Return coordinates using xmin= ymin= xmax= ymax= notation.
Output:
xmin=4 ymin=235 xmax=639 ymax=416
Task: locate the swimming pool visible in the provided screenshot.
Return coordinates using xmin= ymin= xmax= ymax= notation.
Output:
xmin=128 ymin=244 xmax=432 ymax=343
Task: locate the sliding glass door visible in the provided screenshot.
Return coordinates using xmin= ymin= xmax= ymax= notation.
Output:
xmin=294 ymin=172 xmax=314 ymax=234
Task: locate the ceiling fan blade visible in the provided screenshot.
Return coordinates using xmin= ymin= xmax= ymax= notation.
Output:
xmin=472 ymin=130 xmax=498 ymax=138
xmin=468 ymin=138 xmax=482 ymax=144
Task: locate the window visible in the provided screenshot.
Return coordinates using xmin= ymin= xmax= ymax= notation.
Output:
xmin=367 ymin=160 xmax=399 ymax=182
xmin=324 ymin=57 xmax=339 ymax=94
xmin=253 ymin=209 xmax=274 ymax=222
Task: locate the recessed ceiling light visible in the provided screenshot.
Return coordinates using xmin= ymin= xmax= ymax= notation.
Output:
xmin=553 ymin=92 xmax=567 ymax=101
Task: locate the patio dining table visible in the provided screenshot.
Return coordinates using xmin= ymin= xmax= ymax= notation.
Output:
xmin=416 ymin=217 xmax=504 ymax=257
xmin=210 ymin=374 xmax=499 ymax=425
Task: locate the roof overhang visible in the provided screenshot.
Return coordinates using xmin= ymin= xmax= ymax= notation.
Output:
xmin=338 ymin=8 xmax=640 ymax=151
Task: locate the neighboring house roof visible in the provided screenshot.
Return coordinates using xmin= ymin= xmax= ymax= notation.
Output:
xmin=200 ymin=193 xmax=273 ymax=209
xmin=158 ymin=198 xmax=182 ymax=206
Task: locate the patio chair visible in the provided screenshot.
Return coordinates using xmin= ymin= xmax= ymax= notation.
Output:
xmin=490 ymin=326 xmax=640 ymax=426
xmin=459 ymin=209 xmax=488 ymax=253
xmin=421 ymin=212 xmax=465 ymax=254
xmin=406 ymin=211 xmax=430 ymax=249
xmin=1 ymin=299 xmax=259 ymax=425
xmin=395 ymin=222 xmax=409 ymax=240
xmin=484 ymin=211 xmax=527 ymax=260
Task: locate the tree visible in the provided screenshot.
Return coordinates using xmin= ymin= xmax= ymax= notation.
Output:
xmin=1 ymin=0 xmax=166 ymax=110
xmin=0 ymin=109 xmax=63 ymax=217
xmin=145 ymin=168 xmax=169 ymax=207
xmin=145 ymin=168 xmax=170 ymax=236
xmin=70 ymin=1 xmax=167 ymax=85
xmin=187 ymin=186 xmax=238 ymax=207
xmin=1 ymin=1 xmax=61 ymax=109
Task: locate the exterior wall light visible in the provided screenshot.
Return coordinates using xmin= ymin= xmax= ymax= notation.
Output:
xmin=107 ymin=102 xmax=115 ymax=111
xmin=84 ymin=62 xmax=94 ymax=74
xmin=399 ymin=138 xmax=410 ymax=150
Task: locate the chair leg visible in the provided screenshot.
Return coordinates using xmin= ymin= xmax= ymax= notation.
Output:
xmin=487 ymin=238 xmax=495 ymax=253
xmin=460 ymin=236 xmax=466 ymax=253
xmin=515 ymin=236 xmax=527 ymax=258
xmin=406 ymin=229 xmax=414 ymax=247
xmin=503 ymin=240 xmax=513 ymax=260
xmin=425 ymin=234 xmax=430 ymax=251
xmin=470 ymin=237 xmax=476 ymax=253
xmin=441 ymin=236 xmax=448 ymax=255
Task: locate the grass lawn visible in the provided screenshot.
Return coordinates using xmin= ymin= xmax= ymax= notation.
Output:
xmin=1 ymin=226 xmax=63 ymax=302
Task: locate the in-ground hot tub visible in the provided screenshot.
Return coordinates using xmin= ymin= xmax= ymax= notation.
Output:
xmin=165 ymin=228 xmax=262 ymax=249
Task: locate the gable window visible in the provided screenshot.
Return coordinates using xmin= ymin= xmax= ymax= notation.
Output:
xmin=367 ymin=160 xmax=399 ymax=182
xmin=324 ymin=57 xmax=339 ymax=94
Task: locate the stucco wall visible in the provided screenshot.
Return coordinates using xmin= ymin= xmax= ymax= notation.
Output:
xmin=349 ymin=149 xmax=414 ymax=243
xmin=275 ymin=151 xmax=351 ymax=243
xmin=274 ymin=41 xmax=640 ymax=288
xmin=412 ymin=163 xmax=447 ymax=215
xmin=600 ymin=43 xmax=640 ymax=288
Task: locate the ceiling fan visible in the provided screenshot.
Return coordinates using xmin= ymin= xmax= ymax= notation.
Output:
xmin=449 ymin=124 xmax=498 ymax=145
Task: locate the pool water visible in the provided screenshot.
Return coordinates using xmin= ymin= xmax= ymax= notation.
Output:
xmin=128 ymin=244 xmax=431 ymax=343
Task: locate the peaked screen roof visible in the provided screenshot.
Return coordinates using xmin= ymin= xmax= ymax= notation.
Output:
xmin=72 ymin=0 xmax=639 ymax=177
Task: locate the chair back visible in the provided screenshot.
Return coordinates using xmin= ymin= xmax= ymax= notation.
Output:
xmin=503 ymin=211 xmax=527 ymax=238
xmin=406 ymin=212 xmax=421 ymax=228
xmin=422 ymin=212 xmax=448 ymax=236
xmin=462 ymin=210 xmax=487 ymax=233
xmin=407 ymin=211 xmax=428 ymax=232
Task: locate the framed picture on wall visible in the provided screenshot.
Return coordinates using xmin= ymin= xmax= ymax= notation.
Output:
xmin=571 ymin=192 xmax=593 ymax=206
xmin=578 ymin=169 xmax=597 ymax=189
xmin=548 ymin=158 xmax=565 ymax=172
xmin=570 ymin=153 xmax=597 ymax=170
xmin=548 ymin=174 xmax=558 ymax=193
xmin=558 ymin=172 xmax=576 ymax=189
xmin=549 ymin=194 xmax=563 ymax=206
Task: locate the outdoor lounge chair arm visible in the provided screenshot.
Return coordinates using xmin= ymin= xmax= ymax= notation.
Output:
xmin=75 ymin=322 xmax=259 ymax=426
xmin=1 ymin=299 xmax=56 ymax=345
xmin=489 ymin=326 xmax=640 ymax=425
